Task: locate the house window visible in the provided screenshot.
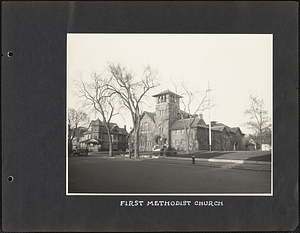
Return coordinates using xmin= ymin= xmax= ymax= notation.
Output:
xmin=181 ymin=129 xmax=184 ymax=134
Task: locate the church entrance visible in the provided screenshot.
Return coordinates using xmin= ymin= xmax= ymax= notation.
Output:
xmin=233 ymin=141 xmax=238 ymax=151
xmin=154 ymin=135 xmax=167 ymax=147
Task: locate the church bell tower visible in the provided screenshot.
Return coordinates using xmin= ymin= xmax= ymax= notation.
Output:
xmin=152 ymin=90 xmax=182 ymax=147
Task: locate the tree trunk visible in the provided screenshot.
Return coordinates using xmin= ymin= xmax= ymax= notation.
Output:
xmin=109 ymin=142 xmax=113 ymax=157
xmin=134 ymin=128 xmax=140 ymax=159
xmin=68 ymin=139 xmax=73 ymax=155
xmin=107 ymin=130 xmax=114 ymax=157
xmin=186 ymin=128 xmax=190 ymax=154
xmin=259 ymin=129 xmax=263 ymax=151
xmin=128 ymin=140 xmax=131 ymax=159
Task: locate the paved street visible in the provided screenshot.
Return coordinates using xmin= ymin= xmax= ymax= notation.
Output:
xmin=68 ymin=155 xmax=271 ymax=194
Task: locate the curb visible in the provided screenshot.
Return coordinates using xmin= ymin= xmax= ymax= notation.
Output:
xmin=93 ymin=154 xmax=271 ymax=166
xmin=120 ymin=154 xmax=160 ymax=159
xmin=155 ymin=156 xmax=271 ymax=165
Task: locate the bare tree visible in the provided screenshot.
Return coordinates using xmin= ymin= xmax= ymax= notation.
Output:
xmin=173 ymin=82 xmax=213 ymax=154
xmin=68 ymin=108 xmax=89 ymax=154
xmin=107 ymin=63 xmax=159 ymax=159
xmin=77 ymin=72 xmax=118 ymax=157
xmin=244 ymin=95 xmax=271 ymax=151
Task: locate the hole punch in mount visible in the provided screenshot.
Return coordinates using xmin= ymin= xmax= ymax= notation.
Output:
xmin=7 ymin=176 xmax=14 ymax=182
xmin=7 ymin=51 xmax=13 ymax=57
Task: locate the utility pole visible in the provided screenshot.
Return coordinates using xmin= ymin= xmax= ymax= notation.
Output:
xmin=206 ymin=56 xmax=213 ymax=151
xmin=207 ymin=81 xmax=212 ymax=151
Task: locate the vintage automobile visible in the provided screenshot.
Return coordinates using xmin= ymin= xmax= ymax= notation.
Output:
xmin=165 ymin=147 xmax=178 ymax=156
xmin=72 ymin=148 xmax=88 ymax=156
xmin=152 ymin=145 xmax=177 ymax=156
xmin=152 ymin=145 xmax=161 ymax=152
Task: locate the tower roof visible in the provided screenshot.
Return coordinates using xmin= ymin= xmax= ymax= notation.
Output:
xmin=152 ymin=90 xmax=182 ymax=98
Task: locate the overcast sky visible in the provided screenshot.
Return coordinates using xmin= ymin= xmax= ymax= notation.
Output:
xmin=67 ymin=34 xmax=272 ymax=135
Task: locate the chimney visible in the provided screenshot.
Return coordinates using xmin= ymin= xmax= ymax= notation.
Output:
xmin=199 ymin=113 xmax=203 ymax=119
xmin=211 ymin=121 xmax=217 ymax=126
xmin=124 ymin=125 xmax=126 ymax=131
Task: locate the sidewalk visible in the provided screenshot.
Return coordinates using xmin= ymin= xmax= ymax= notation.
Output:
xmin=140 ymin=151 xmax=271 ymax=165
xmin=88 ymin=150 xmax=271 ymax=166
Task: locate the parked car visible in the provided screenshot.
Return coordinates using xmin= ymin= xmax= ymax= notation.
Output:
xmin=152 ymin=145 xmax=162 ymax=156
xmin=152 ymin=145 xmax=161 ymax=151
xmin=165 ymin=147 xmax=177 ymax=156
xmin=72 ymin=148 xmax=88 ymax=156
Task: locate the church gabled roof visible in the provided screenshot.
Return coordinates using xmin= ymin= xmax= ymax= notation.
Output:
xmin=210 ymin=123 xmax=236 ymax=133
xmin=170 ymin=117 xmax=208 ymax=130
xmin=211 ymin=125 xmax=226 ymax=132
xmin=231 ymin=127 xmax=245 ymax=135
xmin=142 ymin=111 xmax=156 ymax=122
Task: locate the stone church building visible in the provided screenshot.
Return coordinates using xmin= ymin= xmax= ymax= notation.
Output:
xmin=134 ymin=90 xmax=245 ymax=152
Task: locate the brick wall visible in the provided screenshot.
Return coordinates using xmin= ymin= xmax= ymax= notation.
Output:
xmin=197 ymin=127 xmax=209 ymax=150
xmin=138 ymin=114 xmax=156 ymax=151
xmin=231 ymin=131 xmax=246 ymax=151
xmin=155 ymin=103 xmax=170 ymax=145
xmin=171 ymin=128 xmax=198 ymax=151
xmin=211 ymin=130 xmax=231 ymax=151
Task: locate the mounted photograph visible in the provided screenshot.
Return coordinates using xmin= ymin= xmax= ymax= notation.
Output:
xmin=66 ymin=34 xmax=272 ymax=195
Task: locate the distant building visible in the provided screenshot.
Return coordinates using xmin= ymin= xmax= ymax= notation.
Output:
xmin=130 ymin=90 xmax=245 ymax=152
xmin=261 ymin=133 xmax=272 ymax=151
xmin=71 ymin=126 xmax=88 ymax=150
xmin=78 ymin=118 xmax=128 ymax=151
xmin=262 ymin=129 xmax=272 ymax=151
